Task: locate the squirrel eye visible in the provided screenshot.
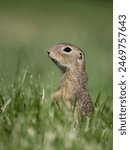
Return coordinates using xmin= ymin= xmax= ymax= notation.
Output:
xmin=63 ymin=47 xmax=72 ymax=53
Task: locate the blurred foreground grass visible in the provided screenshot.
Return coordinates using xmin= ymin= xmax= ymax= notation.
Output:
xmin=0 ymin=69 xmax=112 ymax=150
xmin=0 ymin=0 xmax=112 ymax=150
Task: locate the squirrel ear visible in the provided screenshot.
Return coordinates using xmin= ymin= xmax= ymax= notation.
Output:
xmin=79 ymin=52 xmax=83 ymax=59
xmin=78 ymin=52 xmax=83 ymax=64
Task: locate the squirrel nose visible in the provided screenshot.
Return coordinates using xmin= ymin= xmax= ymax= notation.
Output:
xmin=47 ymin=51 xmax=50 ymax=55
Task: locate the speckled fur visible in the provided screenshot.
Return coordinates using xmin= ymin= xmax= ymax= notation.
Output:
xmin=48 ymin=43 xmax=93 ymax=118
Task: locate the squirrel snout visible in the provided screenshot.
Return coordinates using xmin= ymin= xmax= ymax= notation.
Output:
xmin=47 ymin=51 xmax=50 ymax=55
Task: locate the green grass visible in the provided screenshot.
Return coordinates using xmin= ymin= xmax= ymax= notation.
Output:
xmin=0 ymin=69 xmax=112 ymax=150
xmin=0 ymin=0 xmax=112 ymax=149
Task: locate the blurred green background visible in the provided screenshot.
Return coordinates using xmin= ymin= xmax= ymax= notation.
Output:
xmin=0 ymin=0 xmax=112 ymax=100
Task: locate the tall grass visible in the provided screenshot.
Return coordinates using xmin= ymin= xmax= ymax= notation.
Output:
xmin=0 ymin=69 xmax=112 ymax=150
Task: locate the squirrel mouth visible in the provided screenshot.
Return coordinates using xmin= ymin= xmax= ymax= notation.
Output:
xmin=51 ymin=58 xmax=64 ymax=69
xmin=51 ymin=58 xmax=57 ymax=64
xmin=51 ymin=58 xmax=61 ymax=67
xmin=51 ymin=58 xmax=67 ymax=72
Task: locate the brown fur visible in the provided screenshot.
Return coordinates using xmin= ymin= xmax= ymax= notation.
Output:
xmin=47 ymin=43 xmax=93 ymax=118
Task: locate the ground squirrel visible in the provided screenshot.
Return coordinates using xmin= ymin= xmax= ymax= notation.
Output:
xmin=47 ymin=43 xmax=93 ymax=118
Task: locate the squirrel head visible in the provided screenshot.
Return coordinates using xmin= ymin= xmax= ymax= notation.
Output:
xmin=47 ymin=43 xmax=85 ymax=72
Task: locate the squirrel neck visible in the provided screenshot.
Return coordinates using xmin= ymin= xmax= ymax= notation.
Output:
xmin=60 ymin=63 xmax=88 ymax=99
